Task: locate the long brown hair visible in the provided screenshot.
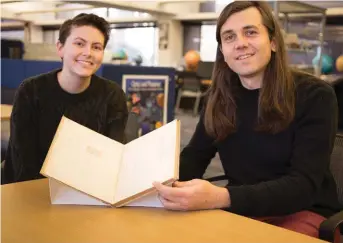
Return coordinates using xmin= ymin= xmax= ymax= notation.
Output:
xmin=204 ymin=1 xmax=295 ymax=142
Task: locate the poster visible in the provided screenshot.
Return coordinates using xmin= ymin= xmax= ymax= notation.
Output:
xmin=122 ymin=75 xmax=169 ymax=136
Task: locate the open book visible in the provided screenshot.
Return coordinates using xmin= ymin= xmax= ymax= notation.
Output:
xmin=40 ymin=116 xmax=180 ymax=207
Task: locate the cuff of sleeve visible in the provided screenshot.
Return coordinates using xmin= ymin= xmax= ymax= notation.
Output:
xmin=226 ymin=185 xmax=251 ymax=215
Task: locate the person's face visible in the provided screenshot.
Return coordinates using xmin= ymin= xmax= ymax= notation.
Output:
xmin=220 ymin=7 xmax=276 ymax=78
xmin=57 ymin=25 xmax=105 ymax=78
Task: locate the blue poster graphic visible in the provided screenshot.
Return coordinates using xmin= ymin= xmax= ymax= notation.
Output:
xmin=122 ymin=75 xmax=169 ymax=136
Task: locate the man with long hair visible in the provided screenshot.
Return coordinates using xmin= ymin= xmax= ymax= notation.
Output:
xmin=154 ymin=1 xmax=341 ymax=239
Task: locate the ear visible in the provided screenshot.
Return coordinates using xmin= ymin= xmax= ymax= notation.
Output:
xmin=271 ymin=38 xmax=276 ymax=52
xmin=56 ymin=40 xmax=64 ymax=59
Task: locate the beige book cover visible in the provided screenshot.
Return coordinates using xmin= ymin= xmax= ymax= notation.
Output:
xmin=40 ymin=116 xmax=180 ymax=207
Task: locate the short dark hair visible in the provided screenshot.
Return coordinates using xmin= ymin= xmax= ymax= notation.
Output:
xmin=58 ymin=13 xmax=110 ymax=47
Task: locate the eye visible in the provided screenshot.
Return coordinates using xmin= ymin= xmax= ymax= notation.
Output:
xmin=93 ymin=45 xmax=103 ymax=51
xmin=75 ymin=42 xmax=84 ymax=47
xmin=224 ymin=34 xmax=236 ymax=42
xmin=246 ymin=30 xmax=257 ymax=36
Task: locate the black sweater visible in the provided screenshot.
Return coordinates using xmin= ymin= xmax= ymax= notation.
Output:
xmin=179 ymin=71 xmax=342 ymax=218
xmin=4 ymin=69 xmax=128 ymax=184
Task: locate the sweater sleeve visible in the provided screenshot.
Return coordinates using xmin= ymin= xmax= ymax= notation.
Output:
xmin=4 ymin=80 xmax=41 ymax=183
xmin=226 ymin=85 xmax=338 ymax=217
xmin=179 ymin=113 xmax=217 ymax=181
xmin=105 ymin=88 xmax=128 ymax=143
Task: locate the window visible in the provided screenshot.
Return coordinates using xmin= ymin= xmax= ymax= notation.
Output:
xmin=215 ymin=0 xmax=233 ymax=12
xmin=56 ymin=4 xmax=107 ymax=19
xmin=1 ymin=31 xmax=25 ymax=41
xmin=200 ymin=24 xmax=217 ymax=61
xmin=43 ymin=30 xmax=59 ymax=44
xmin=108 ymin=8 xmax=151 ymax=18
xmin=107 ymin=26 xmax=158 ymax=66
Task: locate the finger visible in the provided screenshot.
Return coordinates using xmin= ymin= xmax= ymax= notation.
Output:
xmin=159 ymin=195 xmax=186 ymax=211
xmin=173 ymin=180 xmax=196 ymax=188
xmin=153 ymin=182 xmax=188 ymax=199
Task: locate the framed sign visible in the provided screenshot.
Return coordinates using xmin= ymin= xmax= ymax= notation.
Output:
xmin=122 ymin=75 xmax=169 ymax=135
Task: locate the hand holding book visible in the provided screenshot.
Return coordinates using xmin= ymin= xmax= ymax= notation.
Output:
xmin=153 ymin=179 xmax=231 ymax=210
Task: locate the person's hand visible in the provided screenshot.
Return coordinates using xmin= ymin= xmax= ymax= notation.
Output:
xmin=153 ymin=179 xmax=231 ymax=211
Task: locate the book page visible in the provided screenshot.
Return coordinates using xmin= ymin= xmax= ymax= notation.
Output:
xmin=41 ymin=116 xmax=124 ymax=204
xmin=49 ymin=179 xmax=109 ymax=206
xmin=114 ymin=120 xmax=180 ymax=204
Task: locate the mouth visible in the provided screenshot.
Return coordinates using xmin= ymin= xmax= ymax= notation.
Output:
xmin=236 ymin=53 xmax=255 ymax=60
xmin=76 ymin=60 xmax=94 ymax=66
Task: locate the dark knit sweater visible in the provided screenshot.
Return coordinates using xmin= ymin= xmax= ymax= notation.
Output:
xmin=179 ymin=70 xmax=342 ymax=218
xmin=4 ymin=69 xmax=128 ymax=183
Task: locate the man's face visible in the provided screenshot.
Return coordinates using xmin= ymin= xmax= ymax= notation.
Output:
xmin=220 ymin=7 xmax=276 ymax=79
xmin=57 ymin=25 xmax=105 ymax=78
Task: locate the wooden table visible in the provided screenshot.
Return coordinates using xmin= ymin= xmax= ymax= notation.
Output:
xmin=1 ymin=179 xmax=327 ymax=243
xmin=1 ymin=104 xmax=12 ymax=120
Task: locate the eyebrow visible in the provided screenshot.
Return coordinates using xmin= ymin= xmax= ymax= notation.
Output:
xmin=74 ymin=37 xmax=103 ymax=46
xmin=221 ymin=25 xmax=259 ymax=36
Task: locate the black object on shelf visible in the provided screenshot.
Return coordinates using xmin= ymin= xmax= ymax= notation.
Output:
xmin=1 ymin=39 xmax=24 ymax=59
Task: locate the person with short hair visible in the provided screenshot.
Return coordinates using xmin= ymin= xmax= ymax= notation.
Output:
xmin=3 ymin=13 xmax=128 ymax=184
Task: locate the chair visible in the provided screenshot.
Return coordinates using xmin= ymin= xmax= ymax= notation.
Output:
xmin=175 ymin=71 xmax=205 ymax=116
xmin=1 ymin=88 xmax=17 ymax=105
xmin=1 ymin=119 xmax=10 ymax=185
xmin=124 ymin=112 xmax=140 ymax=143
xmin=204 ymin=133 xmax=343 ymax=243
xmin=333 ymin=78 xmax=343 ymax=130
xmin=1 ymin=119 xmax=10 ymax=162
xmin=319 ymin=132 xmax=343 ymax=243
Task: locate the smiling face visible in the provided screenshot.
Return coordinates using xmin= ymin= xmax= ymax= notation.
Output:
xmin=220 ymin=7 xmax=276 ymax=79
xmin=57 ymin=25 xmax=105 ymax=78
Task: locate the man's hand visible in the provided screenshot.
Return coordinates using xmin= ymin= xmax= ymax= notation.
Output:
xmin=153 ymin=179 xmax=231 ymax=211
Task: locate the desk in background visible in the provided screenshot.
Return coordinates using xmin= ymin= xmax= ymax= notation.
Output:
xmin=1 ymin=104 xmax=12 ymax=120
xmin=201 ymin=79 xmax=212 ymax=86
xmin=1 ymin=179 xmax=327 ymax=243
xmin=1 ymin=105 xmax=12 ymax=160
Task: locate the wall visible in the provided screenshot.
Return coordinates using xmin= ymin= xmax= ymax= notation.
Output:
xmin=23 ymin=43 xmax=60 ymax=61
xmin=2 ymin=2 xmax=56 ymax=21
xmin=1 ymin=2 xmax=56 ymax=44
xmin=156 ymin=2 xmax=202 ymax=67
xmin=157 ymin=19 xmax=183 ymax=67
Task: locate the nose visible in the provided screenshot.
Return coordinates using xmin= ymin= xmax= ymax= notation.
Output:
xmin=234 ymin=34 xmax=248 ymax=50
xmin=82 ymin=45 xmax=92 ymax=57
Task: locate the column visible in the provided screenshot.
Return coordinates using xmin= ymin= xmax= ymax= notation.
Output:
xmin=156 ymin=2 xmax=201 ymax=67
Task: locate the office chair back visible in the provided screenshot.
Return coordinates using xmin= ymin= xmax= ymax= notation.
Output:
xmin=196 ymin=61 xmax=214 ymax=80
xmin=320 ymin=132 xmax=343 ymax=243
xmin=333 ymin=78 xmax=343 ymax=130
xmin=124 ymin=112 xmax=140 ymax=143
xmin=178 ymin=71 xmax=202 ymax=92
xmin=330 ymin=133 xmax=343 ymax=206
